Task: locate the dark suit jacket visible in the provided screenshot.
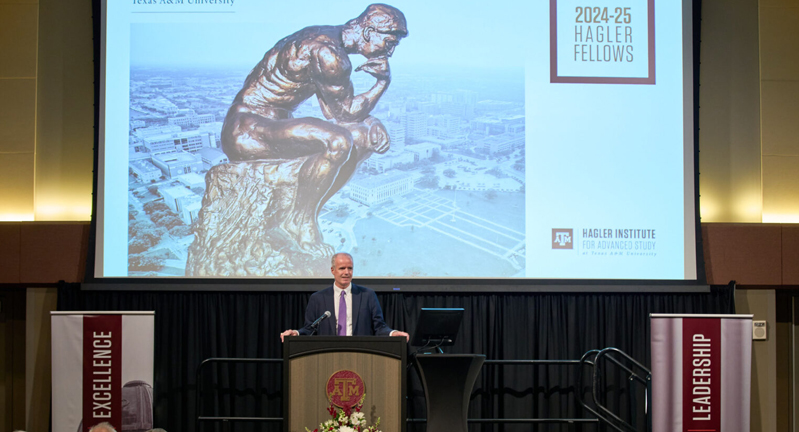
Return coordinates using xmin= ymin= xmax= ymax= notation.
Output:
xmin=298 ymin=284 xmax=393 ymax=336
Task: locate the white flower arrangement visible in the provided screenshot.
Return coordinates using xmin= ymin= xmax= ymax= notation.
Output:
xmin=305 ymin=403 xmax=381 ymax=432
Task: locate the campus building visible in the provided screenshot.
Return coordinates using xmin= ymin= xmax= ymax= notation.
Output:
xmin=348 ymin=172 xmax=414 ymax=206
xmin=152 ymin=152 xmax=204 ymax=179
xmin=129 ymin=159 xmax=163 ymax=183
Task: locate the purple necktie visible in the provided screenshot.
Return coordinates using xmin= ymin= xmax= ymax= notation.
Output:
xmin=337 ymin=291 xmax=347 ymax=336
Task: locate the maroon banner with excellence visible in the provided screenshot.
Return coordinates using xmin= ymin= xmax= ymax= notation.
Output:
xmin=82 ymin=315 xmax=123 ymax=431
xmin=52 ymin=312 xmax=155 ymax=432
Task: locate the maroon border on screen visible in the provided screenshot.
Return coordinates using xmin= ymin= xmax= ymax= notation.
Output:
xmin=550 ymin=0 xmax=656 ymax=85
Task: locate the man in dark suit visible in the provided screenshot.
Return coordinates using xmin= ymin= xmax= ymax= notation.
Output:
xmin=280 ymin=253 xmax=409 ymax=341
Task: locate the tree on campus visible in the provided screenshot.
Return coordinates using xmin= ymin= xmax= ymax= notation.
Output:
xmin=130 ymin=222 xmax=165 ymax=248
xmin=169 ymin=225 xmax=192 ymax=237
xmin=443 ymin=169 xmax=456 ymax=178
xmin=155 ymin=215 xmax=184 ymax=230
xmin=487 ymin=167 xmax=506 ymax=178
xmin=129 ymin=220 xmax=151 ymax=239
xmin=419 ymin=174 xmax=439 ymax=188
xmin=143 ymin=200 xmax=169 ymax=215
xmin=129 ymin=237 xmax=152 ymax=254
xmin=484 ymin=190 xmax=498 ymax=200
xmin=149 ymin=210 xmax=169 ymax=224
xmin=129 ymin=254 xmax=165 ymax=272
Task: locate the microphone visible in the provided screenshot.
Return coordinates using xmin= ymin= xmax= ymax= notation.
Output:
xmin=310 ymin=311 xmax=331 ymax=330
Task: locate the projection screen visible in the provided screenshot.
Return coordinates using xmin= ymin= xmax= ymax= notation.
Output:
xmin=94 ymin=0 xmax=699 ymax=283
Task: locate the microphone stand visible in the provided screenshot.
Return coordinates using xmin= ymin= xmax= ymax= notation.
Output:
xmin=308 ymin=312 xmax=330 ymax=336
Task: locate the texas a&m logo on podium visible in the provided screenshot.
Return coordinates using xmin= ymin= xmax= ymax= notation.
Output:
xmin=326 ymin=370 xmax=366 ymax=409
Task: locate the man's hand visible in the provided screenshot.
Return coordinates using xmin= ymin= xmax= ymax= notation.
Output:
xmin=355 ymin=57 xmax=390 ymax=81
xmin=391 ymin=330 xmax=410 ymax=342
xmin=280 ymin=329 xmax=299 ymax=342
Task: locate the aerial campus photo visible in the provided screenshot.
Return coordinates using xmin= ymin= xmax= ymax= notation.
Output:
xmin=126 ymin=32 xmax=526 ymax=279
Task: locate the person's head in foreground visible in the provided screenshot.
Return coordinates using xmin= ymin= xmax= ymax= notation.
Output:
xmin=89 ymin=423 xmax=117 ymax=432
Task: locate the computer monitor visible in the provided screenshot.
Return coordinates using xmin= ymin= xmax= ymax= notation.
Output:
xmin=411 ymin=308 xmax=464 ymax=348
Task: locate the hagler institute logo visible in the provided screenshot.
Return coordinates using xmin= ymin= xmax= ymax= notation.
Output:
xmin=326 ymin=370 xmax=365 ymax=409
xmin=552 ymin=228 xmax=573 ymax=249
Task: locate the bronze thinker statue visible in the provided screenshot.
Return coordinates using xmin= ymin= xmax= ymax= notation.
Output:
xmin=186 ymin=4 xmax=408 ymax=276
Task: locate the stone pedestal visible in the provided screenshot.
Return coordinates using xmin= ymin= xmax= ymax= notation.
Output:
xmin=186 ymin=159 xmax=330 ymax=277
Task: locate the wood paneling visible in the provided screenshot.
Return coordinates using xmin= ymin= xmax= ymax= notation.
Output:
xmin=782 ymin=225 xmax=799 ymax=284
xmin=0 ymin=79 xmax=36 ymax=154
xmin=702 ymin=224 xmax=783 ymax=285
xmin=18 ymin=223 xmax=88 ymax=283
xmin=697 ymin=0 xmax=762 ymax=222
xmin=759 ymin=5 xmax=799 ymax=81
xmin=761 ymin=81 xmax=799 ymax=157
xmin=288 ymin=352 xmax=401 ymax=432
xmin=0 ymin=225 xmax=21 ymax=283
xmin=763 ymin=155 xmax=799 ymax=222
xmin=0 ymin=4 xmax=38 ymax=78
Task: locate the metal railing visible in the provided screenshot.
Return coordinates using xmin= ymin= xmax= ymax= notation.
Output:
xmin=406 ymin=359 xmax=599 ymax=427
xmin=576 ymin=348 xmax=652 ymax=432
xmin=195 ymin=348 xmax=650 ymax=431
xmin=195 ymin=357 xmax=283 ymax=432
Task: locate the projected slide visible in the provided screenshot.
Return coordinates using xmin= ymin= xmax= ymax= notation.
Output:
xmin=97 ymin=0 xmax=696 ymax=280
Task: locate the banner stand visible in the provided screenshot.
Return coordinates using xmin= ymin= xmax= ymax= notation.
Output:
xmin=651 ymin=313 xmax=753 ymax=432
xmin=51 ymin=311 xmax=155 ymax=432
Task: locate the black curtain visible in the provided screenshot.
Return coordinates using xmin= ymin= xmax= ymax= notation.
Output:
xmin=58 ymin=282 xmax=734 ymax=432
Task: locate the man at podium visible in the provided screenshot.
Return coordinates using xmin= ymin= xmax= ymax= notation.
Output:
xmin=280 ymin=253 xmax=409 ymax=341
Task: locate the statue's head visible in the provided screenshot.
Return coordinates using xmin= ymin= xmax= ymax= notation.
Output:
xmin=348 ymin=4 xmax=408 ymax=58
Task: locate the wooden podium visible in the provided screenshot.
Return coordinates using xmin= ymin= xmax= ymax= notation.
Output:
xmin=283 ymin=337 xmax=407 ymax=432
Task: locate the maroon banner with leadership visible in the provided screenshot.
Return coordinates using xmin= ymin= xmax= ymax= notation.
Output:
xmin=651 ymin=314 xmax=752 ymax=432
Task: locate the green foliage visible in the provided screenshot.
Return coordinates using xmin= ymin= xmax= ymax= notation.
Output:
xmin=143 ymin=200 xmax=169 ymax=214
xmin=418 ymin=174 xmax=439 ymax=188
xmin=128 ymin=237 xmax=152 ymax=254
xmin=128 ymin=254 xmax=164 ymax=271
xmin=155 ymin=215 xmax=184 ymax=230
xmin=169 ymin=225 xmax=192 ymax=237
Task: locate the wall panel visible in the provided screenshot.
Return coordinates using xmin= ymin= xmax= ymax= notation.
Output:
xmin=19 ymin=223 xmax=88 ymax=283
xmin=703 ymin=223 xmax=782 ymax=285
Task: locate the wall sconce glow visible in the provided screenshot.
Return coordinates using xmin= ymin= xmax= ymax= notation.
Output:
xmin=762 ymin=213 xmax=799 ymax=224
xmin=699 ymin=200 xmax=717 ymax=222
xmin=734 ymin=195 xmax=763 ymax=222
xmin=34 ymin=205 xmax=92 ymax=221
xmin=0 ymin=213 xmax=35 ymax=222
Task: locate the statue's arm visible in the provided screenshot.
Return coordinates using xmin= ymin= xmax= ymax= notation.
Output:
xmin=313 ymin=45 xmax=389 ymax=123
